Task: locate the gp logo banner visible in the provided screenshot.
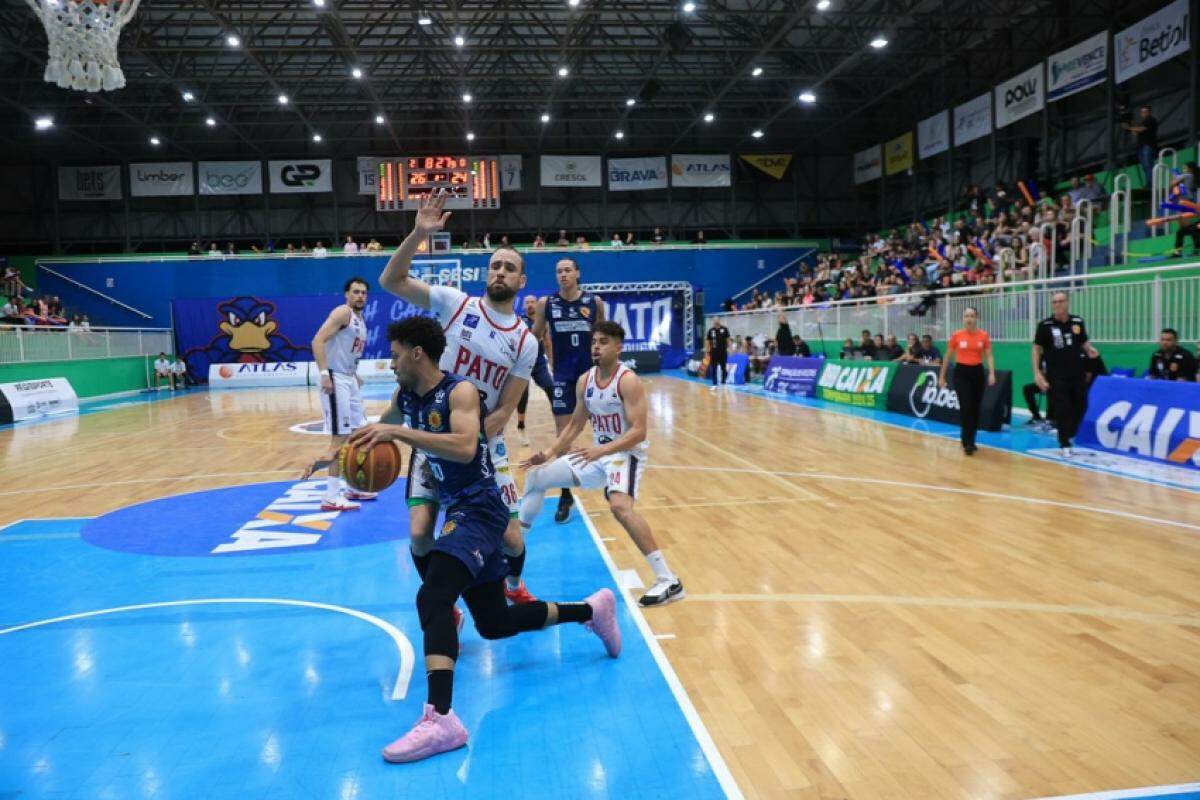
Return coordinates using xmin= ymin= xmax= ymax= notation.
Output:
xmin=1076 ymin=376 xmax=1200 ymax=471
xmin=269 ymin=159 xmax=333 ymax=193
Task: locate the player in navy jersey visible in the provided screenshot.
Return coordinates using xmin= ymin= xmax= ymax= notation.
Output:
xmin=516 ymin=294 xmax=555 ymax=447
xmin=531 ymin=258 xmax=605 ymax=522
xmin=349 ymin=316 xmax=620 ymax=764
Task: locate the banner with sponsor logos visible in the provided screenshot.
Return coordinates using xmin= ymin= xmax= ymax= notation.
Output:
xmin=593 ymin=289 xmax=687 ymax=368
xmin=885 ymin=132 xmax=914 ymax=176
xmin=607 ymin=156 xmax=668 ymax=191
xmin=357 ymin=156 xmax=385 ymax=195
xmin=815 ymin=359 xmax=897 ymax=408
xmin=500 ymin=154 xmax=523 ymax=191
xmin=1115 ymin=0 xmax=1191 ymax=84
xmin=208 ymin=361 xmax=311 ymax=388
xmin=671 ymin=154 xmax=731 ymax=187
xmin=268 ymin=159 xmax=333 ymax=193
xmin=58 ymin=165 xmax=122 ymax=201
xmin=885 ymin=363 xmax=1012 ymax=431
xmin=739 ymin=154 xmax=792 ymax=180
xmin=954 ymin=93 xmax=992 ymax=146
xmin=853 ymin=146 xmax=882 ymax=184
xmin=129 ymin=161 xmax=194 ymax=197
xmin=763 ymin=356 xmax=825 ymax=397
xmin=1076 ymin=376 xmax=1200 ymax=471
xmin=198 ymin=161 xmax=262 ymax=196
xmin=1047 ymin=31 xmax=1108 ymax=101
xmin=917 ymin=111 xmax=950 ymax=160
xmin=0 ymin=377 xmax=79 ymax=423
xmin=540 ymin=155 xmax=602 ymax=187
xmin=994 ymin=63 xmax=1044 ymax=128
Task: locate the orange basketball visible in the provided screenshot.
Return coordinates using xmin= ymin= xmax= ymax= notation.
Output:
xmin=338 ymin=440 xmax=402 ymax=492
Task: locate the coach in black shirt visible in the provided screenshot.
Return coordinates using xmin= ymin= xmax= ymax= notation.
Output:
xmin=706 ymin=320 xmax=731 ymax=389
xmin=1147 ymin=328 xmax=1197 ymax=381
xmin=1033 ymin=291 xmax=1099 ymax=456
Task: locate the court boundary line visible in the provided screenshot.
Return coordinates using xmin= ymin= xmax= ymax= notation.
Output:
xmin=575 ymin=497 xmax=744 ymax=800
xmin=0 ymin=597 xmax=415 ymax=700
xmin=1028 ymin=782 xmax=1200 ymax=799
xmin=0 ymin=470 xmax=299 ymax=497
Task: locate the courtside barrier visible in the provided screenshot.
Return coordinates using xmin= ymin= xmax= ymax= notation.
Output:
xmin=814 ymin=359 xmax=897 ymax=409
xmin=1076 ymin=376 xmax=1200 ymax=470
xmin=886 ymin=363 xmax=1012 ymax=431
xmin=762 ymin=356 xmax=825 ymax=397
xmin=0 ymin=377 xmax=79 ymax=423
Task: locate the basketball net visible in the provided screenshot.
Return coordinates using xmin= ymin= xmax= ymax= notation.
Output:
xmin=25 ymin=0 xmax=141 ymax=92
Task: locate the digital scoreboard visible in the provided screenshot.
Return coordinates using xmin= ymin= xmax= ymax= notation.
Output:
xmin=375 ymin=155 xmax=501 ymax=211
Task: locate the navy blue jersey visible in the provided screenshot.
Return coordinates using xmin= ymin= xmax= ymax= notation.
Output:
xmin=396 ymin=372 xmax=495 ymax=504
xmin=546 ymin=291 xmax=600 ymax=378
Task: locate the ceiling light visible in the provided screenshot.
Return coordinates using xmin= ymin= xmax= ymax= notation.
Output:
xmin=751 ymin=129 xmax=763 ymax=138
xmin=683 ymin=1 xmax=696 ymax=11
xmin=375 ymin=114 xmax=385 ymax=124
xmin=799 ymin=91 xmax=816 ymax=104
xmin=462 ymin=92 xmax=473 ymax=103
xmin=351 ymin=67 xmax=363 ymax=79
xmin=312 ymin=133 xmax=323 ymax=142
xmin=751 ymin=66 xmax=763 ymax=77
xmin=454 ymin=34 xmax=465 ymax=47
xmin=35 ymin=116 xmax=54 ymax=130
xmin=540 ymin=113 xmax=551 ymax=123
xmin=614 ymin=130 xmax=625 ymax=139
xmin=205 ymin=116 xmax=216 ymax=127
xmin=226 ymin=34 xmax=241 ymax=48
xmin=703 ymin=112 xmax=715 ymax=123
xmin=816 ymin=0 xmax=831 ymax=9
xmin=568 ymin=0 xmax=580 ymax=6
xmin=313 ymin=0 xmax=325 ymax=6
xmin=417 ymin=12 xmax=432 ymax=25
xmin=466 ymin=132 xmax=475 ymax=141
xmin=870 ymin=36 xmax=888 ymax=48
xmin=181 ymin=90 xmax=195 ymax=102
xmin=149 ymin=135 xmax=161 ymax=146
xmin=277 ymin=94 xmax=289 ymax=105
xmin=557 ymin=66 xmax=570 ymax=77
xmin=626 ymin=98 xmax=636 ymax=107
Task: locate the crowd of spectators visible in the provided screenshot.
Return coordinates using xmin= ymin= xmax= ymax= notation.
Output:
xmin=1 ymin=265 xmax=87 ymax=329
xmin=186 ymin=237 xmax=386 ymax=257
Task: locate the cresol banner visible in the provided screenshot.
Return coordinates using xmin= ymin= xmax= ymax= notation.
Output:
xmin=595 ymin=289 xmax=686 ymax=368
xmin=1076 ymin=376 xmax=1200 ymax=471
xmin=130 ymin=162 xmax=194 ymax=197
xmin=994 ymin=63 xmax=1044 ymax=128
xmin=763 ymin=356 xmax=824 ymax=397
xmin=954 ymin=93 xmax=992 ymax=146
xmin=670 ymin=154 xmax=731 ymax=187
xmin=608 ymin=156 xmax=668 ymax=191
xmin=540 ymin=155 xmax=602 ymax=187
xmin=1115 ymin=0 xmax=1190 ymax=84
xmin=917 ymin=111 xmax=949 ymax=160
xmin=198 ymin=161 xmax=262 ymax=196
xmin=1047 ymin=31 xmax=1108 ymax=101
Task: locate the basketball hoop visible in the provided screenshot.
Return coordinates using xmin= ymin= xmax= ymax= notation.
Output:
xmin=25 ymin=0 xmax=141 ymax=92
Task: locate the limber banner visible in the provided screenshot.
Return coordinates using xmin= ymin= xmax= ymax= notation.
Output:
xmin=885 ymin=363 xmax=1012 ymax=431
xmin=1076 ymin=376 xmax=1200 ymax=471
xmin=815 ymin=359 xmax=897 ymax=409
xmin=762 ymin=356 xmax=824 ymax=397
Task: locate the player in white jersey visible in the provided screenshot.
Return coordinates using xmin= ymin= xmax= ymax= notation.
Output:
xmin=305 ymin=277 xmax=373 ymax=512
xmin=378 ymin=190 xmax=541 ymax=605
xmin=519 ymin=321 xmax=684 ymax=607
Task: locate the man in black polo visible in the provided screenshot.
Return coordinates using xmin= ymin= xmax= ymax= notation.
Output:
xmin=1033 ymin=291 xmax=1100 ymax=457
xmin=1147 ymin=328 xmax=1197 ymax=381
xmin=706 ymin=319 xmax=732 ymax=391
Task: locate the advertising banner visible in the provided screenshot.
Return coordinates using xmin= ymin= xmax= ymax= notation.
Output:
xmin=1047 ymin=31 xmax=1108 ymax=101
xmin=815 ymin=359 xmax=897 ymax=408
xmin=596 ymin=289 xmax=686 ymax=368
xmin=198 ymin=161 xmax=262 ymax=196
xmin=130 ymin=162 xmax=194 ymax=197
xmin=58 ymin=165 xmax=122 ymax=201
xmin=500 ymin=154 xmax=523 ymax=191
xmin=853 ymin=146 xmax=882 ymax=184
xmin=1115 ymin=0 xmax=1191 ymax=84
xmin=954 ymin=93 xmax=992 ymax=146
xmin=670 ymin=154 xmax=731 ymax=187
xmin=208 ymin=361 xmax=311 ymax=389
xmin=884 ymin=132 xmax=914 ymax=176
xmin=994 ymin=63 xmax=1044 ymax=128
xmin=0 ymin=378 xmax=80 ymax=423
xmin=357 ymin=156 xmax=385 ymax=195
xmin=540 ymin=155 xmax=602 ymax=187
xmin=885 ymin=363 xmax=1012 ymax=431
xmin=917 ymin=111 xmax=950 ymax=160
xmin=621 ymin=349 xmax=663 ymax=374
xmin=739 ymin=154 xmax=792 ymax=180
xmin=762 ymin=356 xmax=824 ymax=397
xmin=268 ymin=159 xmax=333 ymax=193
xmin=608 ymin=156 xmax=668 ymax=191
xmin=1076 ymin=376 xmax=1200 ymax=471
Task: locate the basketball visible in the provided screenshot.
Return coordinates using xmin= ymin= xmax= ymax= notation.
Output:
xmin=338 ymin=440 xmax=402 ymax=492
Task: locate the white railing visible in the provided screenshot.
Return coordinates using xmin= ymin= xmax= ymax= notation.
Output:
xmin=1150 ymin=148 xmax=1178 ymax=238
xmin=1110 ymin=172 xmax=1131 ymax=267
xmin=1070 ymin=198 xmax=1094 ymax=272
xmin=711 ymin=262 xmax=1200 ymax=346
xmin=996 ymin=247 xmax=1015 ymax=284
xmin=1037 ymin=222 xmax=1057 ymax=278
xmin=0 ymin=326 xmax=174 ymax=364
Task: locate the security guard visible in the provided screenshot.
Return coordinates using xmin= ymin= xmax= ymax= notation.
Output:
xmin=1032 ymin=291 xmax=1099 ymax=457
xmin=1147 ymin=328 xmax=1197 ymax=381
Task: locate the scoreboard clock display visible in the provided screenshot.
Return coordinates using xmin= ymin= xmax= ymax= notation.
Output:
xmin=376 ymin=156 xmax=501 ymax=211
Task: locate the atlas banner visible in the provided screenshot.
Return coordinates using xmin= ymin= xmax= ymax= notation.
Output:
xmin=1047 ymin=30 xmax=1108 ymax=101
xmin=917 ymin=111 xmax=950 ymax=160
xmin=357 ymin=358 xmax=397 ymax=383
xmin=595 ymin=289 xmax=687 ymax=369
xmin=0 ymin=377 xmax=79 ymax=424
xmin=852 ymin=146 xmax=882 ymax=184
xmin=740 ymin=154 xmax=792 ymax=181
xmin=885 ymin=363 xmax=1012 ymax=431
xmin=130 ymin=161 xmax=194 ymax=197
xmin=815 ymin=359 xmax=897 ymax=409
xmin=1076 ymin=376 xmax=1200 ymax=471
xmin=608 ymin=156 xmax=668 ymax=191
xmin=268 ymin=159 xmax=333 ymax=194
xmin=174 ymin=293 xmax=433 ymax=383
xmin=994 ymin=63 xmax=1044 ymax=128
xmin=954 ymin=93 xmax=992 ymax=146
xmin=357 ymin=156 xmax=385 ymax=195
xmin=500 ymin=154 xmax=523 ymax=191
xmin=540 ymin=155 xmax=602 ymax=187
xmin=670 ymin=154 xmax=731 ymax=187
xmin=1115 ymin=0 xmax=1191 ymax=84
xmin=621 ymin=349 xmax=663 ymax=374
xmin=884 ymin=132 xmax=914 ymax=176
xmin=58 ymin=165 xmax=121 ymax=201
xmin=198 ymin=161 xmax=263 ymax=196
xmin=208 ymin=361 xmax=311 ymax=389
xmin=762 ymin=356 xmax=824 ymax=397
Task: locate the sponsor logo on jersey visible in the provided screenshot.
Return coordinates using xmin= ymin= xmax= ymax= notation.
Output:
xmin=428 ymin=409 xmax=444 ymax=430
xmin=494 ymin=440 xmax=506 ymax=458
xmin=442 ymin=520 xmax=457 ymax=534
xmin=580 ymin=306 xmax=591 ymax=319
xmin=451 ymin=346 xmax=512 ymax=392
xmin=463 ymin=313 xmax=480 ymax=329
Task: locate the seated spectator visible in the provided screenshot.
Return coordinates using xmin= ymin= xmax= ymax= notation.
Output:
xmin=153 ymin=352 xmax=175 ymax=390
xmin=839 ymin=338 xmax=855 ymax=359
xmin=611 ymin=233 xmax=624 ymax=248
xmin=897 ymin=333 xmax=921 ymax=363
xmin=225 ymin=242 xmax=238 ymax=255
xmin=188 ymin=240 xmax=202 ymax=256
xmin=207 ymin=242 xmax=221 ymax=257
xmin=79 ymin=315 xmax=92 ymax=331
xmin=300 ymin=242 xmax=311 ymax=253
xmin=692 ymin=230 xmax=707 ymax=245
xmin=532 ymin=233 xmax=546 ymax=248
xmin=1067 ymin=177 xmax=1086 ymax=205
xmin=366 ymin=238 xmax=383 ymax=252
xmin=793 ymin=335 xmax=811 ymax=356
xmin=171 ymin=356 xmax=189 ymax=389
xmin=1147 ymin=328 xmax=1197 ymax=381
xmin=499 ymin=235 xmax=511 ymax=248
xmin=872 ymin=333 xmax=886 ymax=356
xmin=575 ymin=235 xmax=590 ymax=250
xmin=915 ymin=334 xmax=942 ymax=364
xmin=482 ymin=233 xmax=492 ymax=249
xmin=343 ymin=235 xmax=359 ymax=254
xmin=858 ymin=330 xmax=877 ymax=359
xmin=284 ymin=243 xmax=298 ymax=256
xmin=652 ymin=227 xmax=665 ymax=245
xmin=312 ymin=241 xmax=328 ymax=258
xmin=882 ymin=334 xmax=905 ymax=361
xmin=556 ymin=229 xmax=570 ymax=246
xmin=624 ymin=232 xmax=636 ymax=246
xmin=2 ymin=296 xmax=21 ymax=324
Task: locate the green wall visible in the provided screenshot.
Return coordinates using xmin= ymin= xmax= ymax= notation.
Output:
xmin=0 ymin=356 xmax=152 ymax=398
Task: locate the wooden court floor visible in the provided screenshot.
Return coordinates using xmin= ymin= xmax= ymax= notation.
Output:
xmin=3 ymin=378 xmax=1199 ymax=799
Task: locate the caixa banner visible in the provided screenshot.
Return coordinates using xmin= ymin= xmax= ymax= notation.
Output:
xmin=1076 ymin=377 xmax=1200 ymax=471
xmin=886 ymin=364 xmax=1012 ymax=431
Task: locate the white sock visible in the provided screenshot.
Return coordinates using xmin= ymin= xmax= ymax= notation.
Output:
xmin=646 ymin=550 xmax=674 ymax=582
xmin=324 ymin=474 xmax=341 ymax=502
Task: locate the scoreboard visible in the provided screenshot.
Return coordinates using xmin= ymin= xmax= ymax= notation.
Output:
xmin=376 ymin=155 xmax=501 ymax=211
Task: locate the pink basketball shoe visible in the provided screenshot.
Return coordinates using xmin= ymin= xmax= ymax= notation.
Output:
xmin=381 ymin=704 xmax=468 ymax=763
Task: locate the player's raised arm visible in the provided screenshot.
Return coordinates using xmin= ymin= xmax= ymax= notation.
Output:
xmin=379 ymin=190 xmax=452 ymax=309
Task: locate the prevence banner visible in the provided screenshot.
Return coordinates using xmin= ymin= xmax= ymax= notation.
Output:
xmin=763 ymin=356 xmax=824 ymax=397
xmin=815 ymin=359 xmax=897 ymax=408
xmin=1047 ymin=31 xmax=1108 ymax=101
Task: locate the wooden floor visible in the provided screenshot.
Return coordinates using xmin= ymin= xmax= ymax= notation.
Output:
xmin=4 ymin=379 xmax=1200 ymax=799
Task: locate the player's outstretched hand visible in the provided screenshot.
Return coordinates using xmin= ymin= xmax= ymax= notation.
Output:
xmin=567 ymin=447 xmax=606 ymax=468
xmin=300 ymin=456 xmax=330 ymax=480
xmin=521 ymin=450 xmax=550 ymax=468
xmin=414 ymin=189 xmax=452 ymax=235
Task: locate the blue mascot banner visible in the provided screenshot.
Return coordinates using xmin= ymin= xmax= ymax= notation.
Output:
xmin=594 ymin=290 xmax=688 ymax=369
xmin=1076 ymin=377 xmax=1200 ymax=471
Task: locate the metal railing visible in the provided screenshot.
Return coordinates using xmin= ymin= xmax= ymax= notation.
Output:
xmin=1109 ymin=172 xmax=1131 ymax=267
xmin=1036 ymin=222 xmax=1058 ymax=278
xmin=1070 ymin=198 xmax=1094 ymax=272
xmin=711 ymin=262 xmax=1200 ymax=346
xmin=1150 ymin=147 xmax=1178 ymax=238
xmin=0 ymin=326 xmax=174 ymax=364
xmin=996 ymin=248 xmax=1015 ymax=284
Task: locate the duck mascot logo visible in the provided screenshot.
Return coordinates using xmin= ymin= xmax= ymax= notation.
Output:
xmin=183 ymin=297 xmax=312 ymax=382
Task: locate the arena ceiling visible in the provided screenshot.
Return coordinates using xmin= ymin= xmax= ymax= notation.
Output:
xmin=0 ymin=0 xmax=1165 ymax=164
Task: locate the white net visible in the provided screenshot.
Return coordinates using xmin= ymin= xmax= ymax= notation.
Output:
xmin=26 ymin=0 xmax=141 ymax=93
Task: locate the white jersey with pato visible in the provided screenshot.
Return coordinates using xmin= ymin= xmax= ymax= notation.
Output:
xmin=327 ymin=309 xmax=367 ymax=375
xmin=320 ymin=308 xmax=367 ymax=435
xmin=569 ymin=364 xmax=647 ymax=498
